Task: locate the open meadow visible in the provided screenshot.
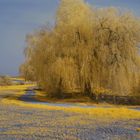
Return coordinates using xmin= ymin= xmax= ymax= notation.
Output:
xmin=0 ymin=84 xmax=140 ymax=140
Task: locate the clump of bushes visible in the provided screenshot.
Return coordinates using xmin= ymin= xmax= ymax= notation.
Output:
xmin=20 ymin=0 xmax=140 ymax=98
xmin=93 ymin=87 xmax=112 ymax=96
xmin=0 ymin=76 xmax=12 ymax=86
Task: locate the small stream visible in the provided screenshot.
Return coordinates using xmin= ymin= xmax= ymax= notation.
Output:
xmin=19 ymin=90 xmax=140 ymax=111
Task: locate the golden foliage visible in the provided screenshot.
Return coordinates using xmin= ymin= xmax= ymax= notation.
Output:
xmin=20 ymin=0 xmax=140 ymax=97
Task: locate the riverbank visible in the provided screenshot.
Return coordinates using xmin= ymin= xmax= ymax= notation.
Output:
xmin=0 ymin=85 xmax=140 ymax=139
xmin=0 ymin=85 xmax=140 ymax=121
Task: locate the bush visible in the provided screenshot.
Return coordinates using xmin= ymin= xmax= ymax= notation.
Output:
xmin=0 ymin=76 xmax=12 ymax=86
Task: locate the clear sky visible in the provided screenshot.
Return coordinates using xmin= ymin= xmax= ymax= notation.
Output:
xmin=0 ymin=0 xmax=140 ymax=76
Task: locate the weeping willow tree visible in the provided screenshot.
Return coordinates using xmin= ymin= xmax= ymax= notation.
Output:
xmin=20 ymin=0 xmax=140 ymax=97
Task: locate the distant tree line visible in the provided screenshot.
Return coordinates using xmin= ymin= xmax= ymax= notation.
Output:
xmin=20 ymin=0 xmax=140 ymax=98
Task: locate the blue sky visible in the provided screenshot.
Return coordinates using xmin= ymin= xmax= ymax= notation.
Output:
xmin=0 ymin=0 xmax=140 ymax=76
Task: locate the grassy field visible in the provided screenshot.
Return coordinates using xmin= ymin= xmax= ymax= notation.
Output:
xmin=0 ymin=84 xmax=140 ymax=139
xmin=0 ymin=85 xmax=140 ymax=120
xmin=1 ymin=103 xmax=139 ymax=140
xmin=0 ymin=84 xmax=34 ymax=91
